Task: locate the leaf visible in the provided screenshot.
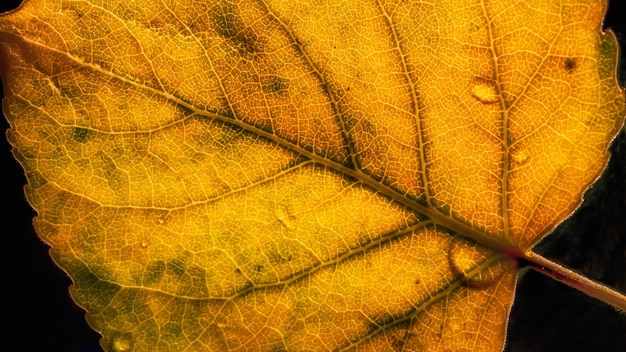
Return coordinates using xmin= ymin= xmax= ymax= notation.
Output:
xmin=1 ymin=0 xmax=624 ymax=351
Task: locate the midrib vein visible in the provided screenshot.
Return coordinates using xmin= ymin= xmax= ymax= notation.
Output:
xmin=13 ymin=32 xmax=523 ymax=259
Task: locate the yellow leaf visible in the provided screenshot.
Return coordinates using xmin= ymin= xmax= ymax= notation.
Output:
xmin=1 ymin=0 xmax=624 ymax=351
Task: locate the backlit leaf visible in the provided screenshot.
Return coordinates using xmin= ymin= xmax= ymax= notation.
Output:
xmin=1 ymin=0 xmax=624 ymax=351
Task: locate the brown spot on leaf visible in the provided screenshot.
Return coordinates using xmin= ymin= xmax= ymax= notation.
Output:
xmin=262 ymin=75 xmax=290 ymax=96
xmin=143 ymin=260 xmax=165 ymax=285
xmin=564 ymin=58 xmax=577 ymax=73
xmin=72 ymin=127 xmax=90 ymax=143
xmin=211 ymin=4 xmax=238 ymax=38
xmin=211 ymin=4 xmax=260 ymax=54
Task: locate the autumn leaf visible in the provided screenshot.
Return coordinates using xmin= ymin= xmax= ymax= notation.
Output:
xmin=1 ymin=0 xmax=625 ymax=351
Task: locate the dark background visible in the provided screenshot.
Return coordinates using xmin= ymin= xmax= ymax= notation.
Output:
xmin=1 ymin=1 xmax=624 ymax=351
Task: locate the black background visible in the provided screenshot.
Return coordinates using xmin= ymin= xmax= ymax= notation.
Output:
xmin=1 ymin=1 xmax=624 ymax=351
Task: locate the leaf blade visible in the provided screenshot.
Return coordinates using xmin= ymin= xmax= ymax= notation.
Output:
xmin=1 ymin=0 xmax=623 ymax=351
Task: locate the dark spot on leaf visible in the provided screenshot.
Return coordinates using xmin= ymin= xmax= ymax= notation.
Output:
xmin=212 ymin=4 xmax=238 ymax=38
xmin=211 ymin=4 xmax=259 ymax=54
xmin=253 ymin=264 xmax=264 ymax=273
xmin=598 ymin=37 xmax=613 ymax=56
xmin=70 ymin=263 xmax=120 ymax=311
xmin=233 ymin=30 xmax=260 ymax=54
xmin=215 ymin=120 xmax=244 ymax=146
xmin=469 ymin=22 xmax=480 ymax=32
xmin=72 ymin=127 xmax=90 ymax=143
xmin=167 ymin=258 xmax=186 ymax=277
xmin=27 ymin=170 xmax=47 ymax=187
xmin=205 ymin=324 xmax=229 ymax=350
xmin=73 ymin=264 xmax=101 ymax=289
xmin=143 ymin=260 xmax=165 ymax=285
xmin=287 ymin=155 xmax=308 ymax=168
xmin=320 ymin=82 xmax=330 ymax=96
xmin=262 ymin=76 xmax=290 ymax=95
xmin=564 ymin=58 xmax=577 ymax=73
xmin=268 ymin=246 xmax=297 ymax=265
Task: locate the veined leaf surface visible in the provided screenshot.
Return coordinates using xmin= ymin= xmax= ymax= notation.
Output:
xmin=1 ymin=0 xmax=624 ymax=351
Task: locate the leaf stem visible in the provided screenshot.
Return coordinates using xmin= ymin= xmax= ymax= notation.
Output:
xmin=522 ymin=251 xmax=626 ymax=312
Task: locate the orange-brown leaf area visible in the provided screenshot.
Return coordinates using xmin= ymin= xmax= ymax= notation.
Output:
xmin=0 ymin=0 xmax=624 ymax=351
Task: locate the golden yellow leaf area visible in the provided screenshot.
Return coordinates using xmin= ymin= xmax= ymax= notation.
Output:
xmin=0 ymin=0 xmax=623 ymax=351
